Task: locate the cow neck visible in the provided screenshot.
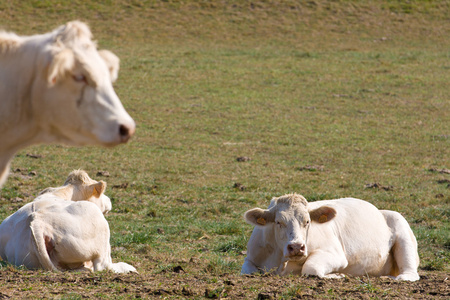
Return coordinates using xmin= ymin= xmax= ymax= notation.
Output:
xmin=49 ymin=185 xmax=75 ymax=200
xmin=0 ymin=42 xmax=42 ymax=156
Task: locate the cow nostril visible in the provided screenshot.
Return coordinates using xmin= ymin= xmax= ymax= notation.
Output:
xmin=287 ymin=243 xmax=306 ymax=255
xmin=119 ymin=124 xmax=129 ymax=137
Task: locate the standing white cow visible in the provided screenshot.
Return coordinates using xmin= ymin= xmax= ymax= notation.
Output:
xmin=0 ymin=170 xmax=136 ymax=273
xmin=0 ymin=21 xmax=135 ymax=187
xmin=241 ymin=194 xmax=420 ymax=281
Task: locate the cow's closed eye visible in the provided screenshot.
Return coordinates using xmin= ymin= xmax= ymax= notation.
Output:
xmin=276 ymin=221 xmax=285 ymax=228
xmin=73 ymin=74 xmax=87 ymax=84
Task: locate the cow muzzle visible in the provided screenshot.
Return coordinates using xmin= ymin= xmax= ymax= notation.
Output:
xmin=286 ymin=242 xmax=307 ymax=259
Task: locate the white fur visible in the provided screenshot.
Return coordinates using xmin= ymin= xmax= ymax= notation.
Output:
xmin=0 ymin=21 xmax=135 ymax=187
xmin=241 ymin=194 xmax=420 ymax=281
xmin=0 ymin=171 xmax=136 ymax=273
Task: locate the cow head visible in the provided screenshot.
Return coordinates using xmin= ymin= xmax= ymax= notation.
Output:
xmin=244 ymin=194 xmax=336 ymax=261
xmin=34 ymin=21 xmax=135 ymax=147
xmin=38 ymin=170 xmax=112 ymax=214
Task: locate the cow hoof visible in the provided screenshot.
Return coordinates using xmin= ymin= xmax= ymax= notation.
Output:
xmin=394 ymin=273 xmax=420 ymax=281
xmin=323 ymin=273 xmax=345 ymax=279
xmin=112 ymin=262 xmax=137 ymax=274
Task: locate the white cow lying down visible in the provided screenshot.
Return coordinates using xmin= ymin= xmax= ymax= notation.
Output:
xmin=0 ymin=170 xmax=136 ymax=273
xmin=241 ymin=194 xmax=420 ymax=281
xmin=0 ymin=21 xmax=135 ymax=187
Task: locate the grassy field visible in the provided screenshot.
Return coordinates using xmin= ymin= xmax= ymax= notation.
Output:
xmin=0 ymin=1 xmax=449 ymax=298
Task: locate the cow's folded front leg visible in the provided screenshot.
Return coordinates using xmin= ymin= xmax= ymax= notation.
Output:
xmin=278 ymin=258 xmax=305 ymax=276
xmin=276 ymin=260 xmax=288 ymax=275
xmin=240 ymin=258 xmax=260 ymax=275
xmin=300 ymin=250 xmax=348 ymax=278
xmin=92 ymin=253 xmax=137 ymax=274
xmin=322 ymin=273 xmax=346 ymax=279
xmin=111 ymin=262 xmax=137 ymax=274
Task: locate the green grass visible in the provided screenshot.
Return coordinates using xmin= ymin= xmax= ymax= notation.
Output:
xmin=0 ymin=0 xmax=449 ymax=297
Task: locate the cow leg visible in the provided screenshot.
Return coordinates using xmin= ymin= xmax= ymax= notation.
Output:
xmin=92 ymin=242 xmax=136 ymax=273
xmin=278 ymin=260 xmax=304 ymax=276
xmin=301 ymin=249 xmax=348 ymax=278
xmin=76 ymin=262 xmax=94 ymax=272
xmin=241 ymin=258 xmax=260 ymax=275
xmin=111 ymin=262 xmax=137 ymax=273
xmin=92 ymin=241 xmax=115 ymax=272
xmin=62 ymin=261 xmax=94 ymax=272
xmin=381 ymin=210 xmax=420 ymax=281
xmin=92 ymin=257 xmax=136 ymax=273
xmin=92 ymin=255 xmax=112 ymax=272
xmin=391 ymin=234 xmax=420 ymax=281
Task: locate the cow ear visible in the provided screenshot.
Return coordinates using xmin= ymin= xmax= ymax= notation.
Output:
xmin=309 ymin=206 xmax=336 ymax=223
xmin=90 ymin=181 xmax=106 ymax=198
xmin=98 ymin=49 xmax=119 ymax=83
xmin=244 ymin=208 xmax=275 ymax=227
xmin=47 ymin=48 xmax=75 ymax=85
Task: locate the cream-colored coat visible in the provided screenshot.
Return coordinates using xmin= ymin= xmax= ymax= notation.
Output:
xmin=0 ymin=21 xmax=135 ymax=187
xmin=0 ymin=170 xmax=136 ymax=273
xmin=241 ymin=194 xmax=420 ymax=281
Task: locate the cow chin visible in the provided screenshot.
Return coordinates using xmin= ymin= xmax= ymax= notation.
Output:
xmin=51 ymin=132 xmax=117 ymax=148
xmin=55 ymin=131 xmax=112 ymax=147
xmin=67 ymin=126 xmax=130 ymax=147
xmin=285 ymin=254 xmax=307 ymax=262
xmin=96 ymin=134 xmax=130 ymax=147
xmin=95 ymin=138 xmax=124 ymax=147
xmin=91 ymin=121 xmax=136 ymax=146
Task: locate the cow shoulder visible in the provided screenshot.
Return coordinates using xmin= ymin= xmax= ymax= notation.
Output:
xmin=0 ymin=32 xmax=21 ymax=54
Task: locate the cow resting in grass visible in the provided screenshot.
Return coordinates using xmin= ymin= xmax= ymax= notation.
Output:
xmin=0 ymin=170 xmax=136 ymax=273
xmin=0 ymin=21 xmax=135 ymax=187
xmin=241 ymin=194 xmax=420 ymax=281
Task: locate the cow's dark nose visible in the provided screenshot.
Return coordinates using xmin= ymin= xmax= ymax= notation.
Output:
xmin=287 ymin=243 xmax=306 ymax=256
xmin=119 ymin=123 xmax=135 ymax=143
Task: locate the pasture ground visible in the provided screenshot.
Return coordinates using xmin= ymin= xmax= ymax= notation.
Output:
xmin=0 ymin=1 xmax=449 ymax=299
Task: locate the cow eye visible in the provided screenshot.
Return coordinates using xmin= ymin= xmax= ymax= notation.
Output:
xmin=305 ymin=220 xmax=310 ymax=225
xmin=73 ymin=74 xmax=86 ymax=83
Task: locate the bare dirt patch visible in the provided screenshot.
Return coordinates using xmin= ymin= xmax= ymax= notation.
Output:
xmin=0 ymin=268 xmax=448 ymax=299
